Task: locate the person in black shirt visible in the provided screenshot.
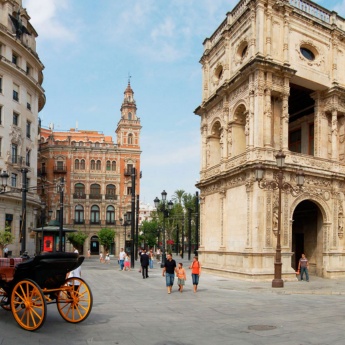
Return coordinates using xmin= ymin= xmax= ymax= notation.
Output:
xmin=140 ymin=250 xmax=150 ymax=279
xmin=162 ymin=253 xmax=177 ymax=294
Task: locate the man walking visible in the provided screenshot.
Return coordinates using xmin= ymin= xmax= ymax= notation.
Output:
xmin=140 ymin=249 xmax=149 ymax=279
xmin=298 ymin=253 xmax=309 ymax=282
xmin=162 ymin=253 xmax=177 ymax=294
xmin=118 ymin=248 xmax=126 ymax=271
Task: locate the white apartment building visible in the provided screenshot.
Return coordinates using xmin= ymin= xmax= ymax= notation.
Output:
xmin=0 ymin=0 xmax=45 ymax=255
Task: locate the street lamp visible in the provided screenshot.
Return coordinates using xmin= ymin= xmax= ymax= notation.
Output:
xmin=154 ymin=190 xmax=173 ymax=268
xmin=255 ymin=150 xmax=304 ymax=288
xmin=0 ymin=170 xmax=9 ymax=192
xmin=40 ymin=201 xmax=46 ymax=253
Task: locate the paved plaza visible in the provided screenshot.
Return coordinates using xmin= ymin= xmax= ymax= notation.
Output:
xmin=1 ymin=255 xmax=345 ymax=345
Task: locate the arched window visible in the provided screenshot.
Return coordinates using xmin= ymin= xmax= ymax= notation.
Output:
xmin=95 ymin=142 xmax=100 ymax=148
xmin=112 ymin=161 xmax=116 ymax=171
xmin=75 ymin=159 xmax=80 ymax=170
xmin=74 ymin=183 xmax=85 ymax=198
xmin=96 ymin=160 xmax=101 ymax=170
xmin=91 ymin=160 xmax=95 ymax=170
xmin=80 ymin=159 xmax=85 ymax=170
xmin=128 ymin=112 xmax=132 ymax=120
xmin=106 ymin=160 xmax=111 ymax=171
xmin=128 ymin=133 xmax=133 ymax=145
xmin=90 ymin=205 xmax=100 ymax=224
xmin=75 ymin=205 xmax=84 ymax=224
xmin=106 ymin=205 xmax=115 ymax=224
xmin=90 ymin=184 xmax=101 ymax=199
xmin=79 ymin=141 xmax=83 ymax=146
xmin=106 ymin=184 xmax=116 ymax=199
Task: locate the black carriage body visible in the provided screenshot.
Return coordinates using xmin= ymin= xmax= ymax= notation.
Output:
xmin=10 ymin=252 xmax=83 ymax=291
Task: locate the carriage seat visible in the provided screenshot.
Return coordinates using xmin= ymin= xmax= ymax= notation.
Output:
xmin=0 ymin=258 xmax=23 ymax=282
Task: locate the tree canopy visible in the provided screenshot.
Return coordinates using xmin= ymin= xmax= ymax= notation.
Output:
xmin=98 ymin=228 xmax=115 ymax=252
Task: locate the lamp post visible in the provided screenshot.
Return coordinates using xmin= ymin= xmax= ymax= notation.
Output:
xmin=255 ymin=150 xmax=304 ymax=288
xmin=57 ymin=177 xmax=65 ymax=252
xmin=40 ymin=201 xmax=46 ymax=253
xmin=154 ymin=190 xmax=173 ymax=268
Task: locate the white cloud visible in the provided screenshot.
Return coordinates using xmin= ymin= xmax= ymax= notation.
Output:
xmin=151 ymin=17 xmax=175 ymax=41
xmin=23 ymin=0 xmax=76 ymax=42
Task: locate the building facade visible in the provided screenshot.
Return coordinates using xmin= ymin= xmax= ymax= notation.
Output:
xmin=0 ymin=0 xmax=45 ymax=255
xmin=38 ymin=82 xmax=141 ymax=255
xmin=195 ymin=0 xmax=345 ymax=279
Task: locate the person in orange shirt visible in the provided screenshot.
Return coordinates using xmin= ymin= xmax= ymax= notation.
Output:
xmin=176 ymin=263 xmax=186 ymax=293
xmin=189 ymin=256 xmax=201 ymax=293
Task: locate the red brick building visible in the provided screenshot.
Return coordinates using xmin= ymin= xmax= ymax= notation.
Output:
xmin=37 ymin=82 xmax=141 ymax=255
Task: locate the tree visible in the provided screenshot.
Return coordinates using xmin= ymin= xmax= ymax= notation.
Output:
xmin=0 ymin=229 xmax=14 ymax=257
xmin=98 ymin=228 xmax=115 ymax=252
xmin=140 ymin=219 xmax=159 ymax=248
xmin=172 ymin=189 xmax=185 ymax=204
xmin=67 ymin=231 xmax=88 ymax=254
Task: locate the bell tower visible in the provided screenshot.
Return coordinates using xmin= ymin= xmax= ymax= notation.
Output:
xmin=116 ymin=81 xmax=141 ymax=148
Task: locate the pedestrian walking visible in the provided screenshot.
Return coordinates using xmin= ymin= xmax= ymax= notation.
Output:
xmin=162 ymin=253 xmax=177 ymax=294
xmin=140 ymin=250 xmax=149 ymax=279
xmin=177 ymin=263 xmax=186 ymax=293
xmin=119 ymin=248 xmax=126 ymax=271
xmin=149 ymin=249 xmax=154 ymax=269
xmin=4 ymin=246 xmax=8 ymax=258
xmin=87 ymin=249 xmax=91 ymax=259
xmin=105 ymin=252 xmax=110 ymax=264
xmin=298 ymin=253 xmax=310 ymax=282
xmin=124 ymin=253 xmax=131 ymax=271
xmin=189 ymin=256 xmax=201 ymax=293
xmin=156 ymin=248 xmax=161 ymax=263
xmin=99 ymin=251 xmax=104 ymax=263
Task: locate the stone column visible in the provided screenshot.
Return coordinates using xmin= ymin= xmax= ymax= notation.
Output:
xmin=201 ymin=124 xmax=208 ymax=170
xmin=253 ymin=70 xmax=265 ymax=148
xmin=331 ymin=32 xmax=338 ymax=84
xmin=283 ymin=10 xmax=290 ymax=65
xmin=256 ymin=1 xmax=265 ymax=56
xmin=264 ymin=87 xmax=272 ymax=147
xmin=265 ymin=4 xmax=272 ymax=58
xmin=331 ymin=109 xmax=338 ymax=161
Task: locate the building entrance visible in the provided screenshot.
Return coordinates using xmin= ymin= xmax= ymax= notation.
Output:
xmin=291 ymin=200 xmax=323 ymax=276
xmin=90 ymin=236 xmax=99 ymax=254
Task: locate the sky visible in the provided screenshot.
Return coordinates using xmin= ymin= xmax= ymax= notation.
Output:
xmin=22 ymin=0 xmax=345 ymax=206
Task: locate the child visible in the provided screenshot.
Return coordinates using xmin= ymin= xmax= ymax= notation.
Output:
xmin=105 ymin=252 xmax=110 ymax=264
xmin=124 ymin=253 xmax=131 ymax=271
xmin=99 ymin=251 xmax=104 ymax=263
xmin=177 ymin=263 xmax=186 ymax=293
xmin=189 ymin=256 xmax=201 ymax=293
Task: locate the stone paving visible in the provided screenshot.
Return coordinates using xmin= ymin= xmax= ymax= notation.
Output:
xmin=0 ymin=255 xmax=345 ymax=345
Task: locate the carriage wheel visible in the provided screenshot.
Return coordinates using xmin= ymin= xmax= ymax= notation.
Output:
xmin=11 ymin=279 xmax=47 ymax=331
xmin=57 ymin=277 xmax=93 ymax=323
xmin=0 ymin=287 xmax=11 ymax=311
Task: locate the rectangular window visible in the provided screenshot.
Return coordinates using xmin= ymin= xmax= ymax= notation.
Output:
xmin=27 ymin=93 xmax=31 ymax=110
xmin=289 ymin=129 xmax=302 ymax=153
xmin=0 ymin=137 xmax=2 ymax=157
xmin=127 ymin=186 xmax=132 ymax=195
xmin=13 ymin=112 xmax=19 ymax=126
xmin=0 ymin=77 xmax=2 ymax=93
xmin=26 ymin=64 xmax=31 ymax=75
xmin=11 ymin=144 xmax=18 ymax=163
xmin=13 ymin=84 xmax=19 ymax=101
xmin=11 ymin=173 xmax=17 ymax=187
xmin=26 ymin=120 xmax=31 ymax=138
xmin=0 ymin=105 xmax=2 ymax=125
xmin=12 ymin=53 xmax=18 ymax=65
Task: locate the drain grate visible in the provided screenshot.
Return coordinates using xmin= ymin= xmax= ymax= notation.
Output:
xmin=248 ymin=325 xmax=277 ymax=331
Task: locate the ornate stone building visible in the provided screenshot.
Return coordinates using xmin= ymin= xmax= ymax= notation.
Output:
xmin=38 ymin=82 xmax=141 ymax=255
xmin=0 ymin=0 xmax=45 ymax=255
xmin=195 ymin=0 xmax=345 ymax=279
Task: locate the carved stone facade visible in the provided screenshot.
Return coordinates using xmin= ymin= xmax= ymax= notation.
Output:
xmin=195 ymin=0 xmax=345 ymax=280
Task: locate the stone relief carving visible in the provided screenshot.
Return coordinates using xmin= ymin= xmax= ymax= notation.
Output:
xmin=338 ymin=204 xmax=344 ymax=238
xmin=295 ymin=40 xmax=325 ymax=67
xmin=10 ymin=125 xmax=23 ymax=145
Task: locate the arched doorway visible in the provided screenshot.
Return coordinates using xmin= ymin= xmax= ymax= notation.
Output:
xmin=90 ymin=235 xmax=99 ymax=254
xmin=291 ymin=200 xmax=323 ymax=276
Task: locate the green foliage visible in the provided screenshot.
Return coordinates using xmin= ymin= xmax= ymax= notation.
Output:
xmin=140 ymin=220 xmax=159 ymax=248
xmin=0 ymin=230 xmax=14 ymax=256
xmin=67 ymin=231 xmax=88 ymax=253
xmin=98 ymin=228 xmax=115 ymax=252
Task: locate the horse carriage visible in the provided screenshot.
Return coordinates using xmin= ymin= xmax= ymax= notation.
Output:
xmin=0 ymin=252 xmax=92 ymax=331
